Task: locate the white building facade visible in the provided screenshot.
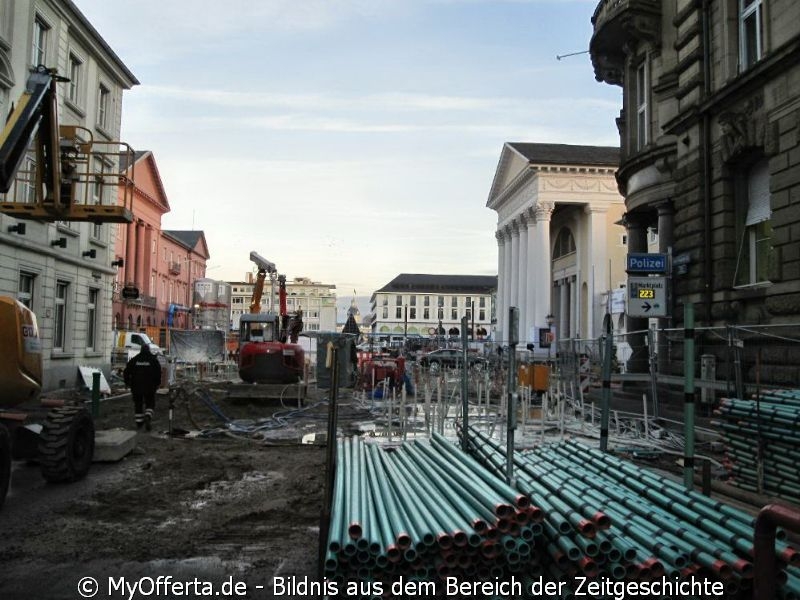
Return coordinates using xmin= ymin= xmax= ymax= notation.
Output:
xmin=487 ymin=143 xmax=627 ymax=346
xmin=229 ymin=276 xmax=337 ymax=333
xmin=370 ymin=274 xmax=496 ymax=339
xmin=0 ymin=1 xmax=138 ymax=391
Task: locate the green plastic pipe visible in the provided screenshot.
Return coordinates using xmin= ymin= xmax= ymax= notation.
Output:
xmin=683 ymin=302 xmax=696 ymax=490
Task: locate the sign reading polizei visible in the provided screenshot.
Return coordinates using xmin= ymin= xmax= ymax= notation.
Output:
xmin=627 ymin=276 xmax=668 ymax=318
xmin=626 ymin=253 xmax=667 ymax=274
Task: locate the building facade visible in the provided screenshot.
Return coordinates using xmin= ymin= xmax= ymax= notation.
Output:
xmin=113 ymin=151 xmax=210 ymax=341
xmin=0 ymin=1 xmax=137 ymax=391
xmin=229 ymin=276 xmax=337 ymax=333
xmin=487 ymin=143 xmax=627 ymax=346
xmin=370 ymin=274 xmax=496 ymax=340
xmin=589 ymin=0 xmax=800 ymax=376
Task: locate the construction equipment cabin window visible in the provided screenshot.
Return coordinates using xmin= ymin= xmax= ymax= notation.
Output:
xmin=54 ymin=281 xmax=70 ymax=351
xmin=739 ymin=0 xmax=764 ymax=71
xmin=734 ymin=158 xmax=774 ymax=286
xmin=31 ymin=15 xmax=49 ymax=66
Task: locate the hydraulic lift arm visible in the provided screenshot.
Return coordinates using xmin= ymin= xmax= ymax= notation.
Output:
xmin=0 ymin=66 xmax=133 ymax=223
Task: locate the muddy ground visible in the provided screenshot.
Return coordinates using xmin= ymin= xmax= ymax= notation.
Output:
xmin=0 ymin=379 xmax=371 ymax=600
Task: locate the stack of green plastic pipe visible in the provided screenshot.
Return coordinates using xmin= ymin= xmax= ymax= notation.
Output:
xmin=461 ymin=424 xmax=800 ymax=599
xmin=324 ymin=436 xmax=542 ymax=595
xmin=714 ymin=391 xmax=800 ymax=502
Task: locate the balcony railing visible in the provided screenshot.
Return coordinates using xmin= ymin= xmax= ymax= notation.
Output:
xmin=169 ymin=262 xmax=182 ymax=275
xmin=125 ymin=294 xmax=157 ymax=308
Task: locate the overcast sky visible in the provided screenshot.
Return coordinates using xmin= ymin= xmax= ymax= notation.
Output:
xmin=75 ymin=0 xmax=621 ymax=301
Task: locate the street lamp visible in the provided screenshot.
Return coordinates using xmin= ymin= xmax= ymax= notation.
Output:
xmin=545 ymin=313 xmax=555 ymax=362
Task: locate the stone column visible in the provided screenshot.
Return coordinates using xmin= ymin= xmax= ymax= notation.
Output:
xmin=525 ymin=210 xmax=537 ymax=343
xmin=656 ymin=201 xmax=674 ymax=255
xmin=625 ymin=212 xmax=650 ymax=372
xmin=125 ymin=221 xmax=136 ymax=284
xmin=533 ymin=202 xmax=554 ymax=329
xmin=503 ymin=226 xmax=513 ymax=344
xmin=135 ymin=220 xmax=145 ymax=292
xmin=657 ymin=200 xmax=674 ymax=374
xmin=585 ymin=205 xmax=608 ymax=338
xmin=509 ymin=222 xmax=520 ymax=329
xmin=516 ymin=214 xmax=528 ymax=341
xmin=559 ymin=279 xmax=569 ymax=338
xmin=144 ymin=226 xmax=154 ymax=296
xmin=496 ymin=230 xmax=506 ymax=342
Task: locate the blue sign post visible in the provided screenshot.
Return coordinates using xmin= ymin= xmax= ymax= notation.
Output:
xmin=626 ymin=253 xmax=667 ymax=274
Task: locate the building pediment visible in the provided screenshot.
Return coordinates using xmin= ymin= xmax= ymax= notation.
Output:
xmin=488 ymin=142 xmax=620 ymax=213
xmin=486 ymin=143 xmax=536 ymax=210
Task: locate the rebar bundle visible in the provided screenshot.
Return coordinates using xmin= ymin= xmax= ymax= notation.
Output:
xmin=714 ymin=391 xmax=800 ymax=502
xmin=461 ymin=425 xmax=800 ymax=600
xmin=324 ymin=436 xmax=542 ymax=597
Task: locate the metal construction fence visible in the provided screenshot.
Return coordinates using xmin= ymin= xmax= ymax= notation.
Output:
xmin=556 ymin=323 xmax=800 ymax=408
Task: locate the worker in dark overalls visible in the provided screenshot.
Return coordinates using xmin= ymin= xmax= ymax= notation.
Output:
xmin=123 ymin=345 xmax=162 ymax=431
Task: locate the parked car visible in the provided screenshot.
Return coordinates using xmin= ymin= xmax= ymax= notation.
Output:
xmin=418 ymin=348 xmax=485 ymax=372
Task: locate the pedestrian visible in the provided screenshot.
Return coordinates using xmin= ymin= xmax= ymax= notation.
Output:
xmin=123 ymin=344 xmax=162 ymax=431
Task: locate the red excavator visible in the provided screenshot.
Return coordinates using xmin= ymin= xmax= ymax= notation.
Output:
xmin=238 ymin=252 xmax=305 ymax=384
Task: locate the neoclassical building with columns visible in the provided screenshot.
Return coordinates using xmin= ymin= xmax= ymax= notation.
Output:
xmin=487 ymin=143 xmax=627 ymax=346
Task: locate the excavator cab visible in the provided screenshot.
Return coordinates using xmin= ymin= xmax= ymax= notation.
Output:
xmin=244 ymin=320 xmax=276 ymax=344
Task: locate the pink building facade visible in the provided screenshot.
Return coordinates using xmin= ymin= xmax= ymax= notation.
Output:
xmin=113 ymin=151 xmax=209 ymax=333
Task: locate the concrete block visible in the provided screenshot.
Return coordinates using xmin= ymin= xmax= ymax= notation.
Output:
xmin=93 ymin=429 xmax=137 ymax=462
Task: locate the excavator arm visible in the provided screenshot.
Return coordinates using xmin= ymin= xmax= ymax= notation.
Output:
xmin=248 ymin=251 xmax=276 ymax=314
xmin=0 ymin=66 xmax=133 ymax=223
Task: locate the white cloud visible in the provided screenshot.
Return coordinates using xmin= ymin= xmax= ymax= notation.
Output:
xmin=133 ymin=85 xmax=617 ymax=115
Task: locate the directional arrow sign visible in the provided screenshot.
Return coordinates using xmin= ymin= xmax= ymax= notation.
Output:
xmin=627 ymin=276 xmax=668 ymax=318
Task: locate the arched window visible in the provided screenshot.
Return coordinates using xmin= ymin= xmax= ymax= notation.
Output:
xmin=553 ymin=227 xmax=576 ymax=259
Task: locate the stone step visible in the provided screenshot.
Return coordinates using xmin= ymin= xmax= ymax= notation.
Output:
xmin=93 ymin=429 xmax=137 ymax=462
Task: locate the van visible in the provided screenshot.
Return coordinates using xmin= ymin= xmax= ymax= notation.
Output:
xmin=113 ymin=330 xmax=163 ymax=358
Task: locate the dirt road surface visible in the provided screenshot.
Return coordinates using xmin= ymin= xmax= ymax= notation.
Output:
xmin=0 ymin=381 xmax=370 ymax=600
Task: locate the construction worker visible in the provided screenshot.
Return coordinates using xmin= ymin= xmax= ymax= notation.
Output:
xmin=123 ymin=344 xmax=162 ymax=431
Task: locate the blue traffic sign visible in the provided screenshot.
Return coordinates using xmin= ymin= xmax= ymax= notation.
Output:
xmin=626 ymin=253 xmax=667 ymax=273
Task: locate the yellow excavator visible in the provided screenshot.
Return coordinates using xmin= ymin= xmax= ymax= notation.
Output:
xmin=0 ymin=66 xmax=134 ymax=508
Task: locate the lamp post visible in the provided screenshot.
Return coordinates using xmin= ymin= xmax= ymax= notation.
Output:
xmin=404 ymin=305 xmax=408 ymax=345
xmin=545 ymin=313 xmax=555 ymax=362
